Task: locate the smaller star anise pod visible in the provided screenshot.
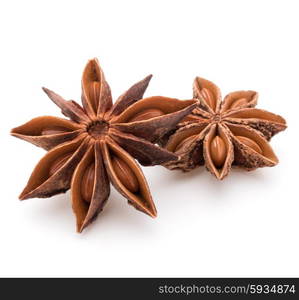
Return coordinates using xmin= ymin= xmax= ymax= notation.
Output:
xmin=163 ymin=77 xmax=287 ymax=179
xmin=11 ymin=58 xmax=196 ymax=232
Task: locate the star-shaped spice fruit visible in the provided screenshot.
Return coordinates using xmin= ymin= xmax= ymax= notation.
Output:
xmin=11 ymin=58 xmax=196 ymax=232
xmin=163 ymin=77 xmax=287 ymax=179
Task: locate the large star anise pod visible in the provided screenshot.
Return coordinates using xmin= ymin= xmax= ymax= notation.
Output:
xmin=11 ymin=58 xmax=196 ymax=232
xmin=163 ymin=77 xmax=287 ymax=179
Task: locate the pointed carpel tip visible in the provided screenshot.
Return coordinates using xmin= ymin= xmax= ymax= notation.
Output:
xmin=90 ymin=57 xmax=100 ymax=67
xmin=42 ymin=87 xmax=51 ymax=95
xmin=146 ymin=206 xmax=157 ymax=218
xmin=77 ymin=223 xmax=84 ymax=233
xmin=10 ymin=129 xmax=17 ymax=135
xmin=78 ymin=221 xmax=89 ymax=233
xmin=217 ymin=172 xmax=225 ymax=180
xmin=145 ymin=74 xmax=153 ymax=80
xmin=19 ymin=193 xmax=27 ymax=201
xmin=151 ymin=211 xmax=157 ymax=218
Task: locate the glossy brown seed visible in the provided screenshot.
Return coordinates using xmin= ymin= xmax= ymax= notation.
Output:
xmin=81 ymin=163 xmax=95 ymax=203
xmin=230 ymin=98 xmax=247 ymax=110
xmin=210 ymin=136 xmax=227 ymax=168
xmin=89 ymin=81 xmax=100 ymax=110
xmin=129 ymin=108 xmax=164 ymax=122
xmin=201 ymin=88 xmax=215 ymax=110
xmin=175 ymin=134 xmax=198 ymax=152
xmin=41 ymin=126 xmax=69 ymax=135
xmin=236 ymin=136 xmax=262 ymax=154
xmin=49 ymin=153 xmax=72 ymax=176
xmin=112 ymin=156 xmax=139 ymax=193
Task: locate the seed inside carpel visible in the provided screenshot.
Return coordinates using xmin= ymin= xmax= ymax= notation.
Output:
xmin=129 ymin=108 xmax=164 ymax=122
xmin=230 ymin=98 xmax=248 ymax=110
xmin=49 ymin=153 xmax=72 ymax=176
xmin=112 ymin=156 xmax=139 ymax=193
xmin=210 ymin=136 xmax=227 ymax=168
xmin=41 ymin=126 xmax=68 ymax=135
xmin=200 ymin=88 xmax=216 ymax=111
xmin=236 ymin=136 xmax=262 ymax=154
xmin=175 ymin=134 xmax=198 ymax=152
xmin=88 ymin=81 xmax=101 ymax=111
xmin=81 ymin=163 xmax=95 ymax=203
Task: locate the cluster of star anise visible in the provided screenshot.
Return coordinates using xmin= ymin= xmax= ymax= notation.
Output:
xmin=11 ymin=59 xmax=286 ymax=232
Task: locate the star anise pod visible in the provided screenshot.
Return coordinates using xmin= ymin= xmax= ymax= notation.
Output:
xmin=163 ymin=77 xmax=287 ymax=179
xmin=11 ymin=58 xmax=196 ymax=232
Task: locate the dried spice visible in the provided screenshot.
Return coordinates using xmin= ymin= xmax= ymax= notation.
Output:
xmin=163 ymin=77 xmax=287 ymax=179
xmin=11 ymin=58 xmax=196 ymax=232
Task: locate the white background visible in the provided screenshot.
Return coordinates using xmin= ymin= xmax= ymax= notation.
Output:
xmin=0 ymin=0 xmax=298 ymax=277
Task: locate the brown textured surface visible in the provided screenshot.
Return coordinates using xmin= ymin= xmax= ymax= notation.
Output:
xmin=11 ymin=116 xmax=83 ymax=150
xmin=11 ymin=58 xmax=196 ymax=232
xmin=164 ymin=76 xmax=287 ymax=179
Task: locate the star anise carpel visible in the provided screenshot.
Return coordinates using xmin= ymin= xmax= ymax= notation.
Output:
xmin=11 ymin=58 xmax=196 ymax=232
xmin=163 ymin=77 xmax=287 ymax=179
